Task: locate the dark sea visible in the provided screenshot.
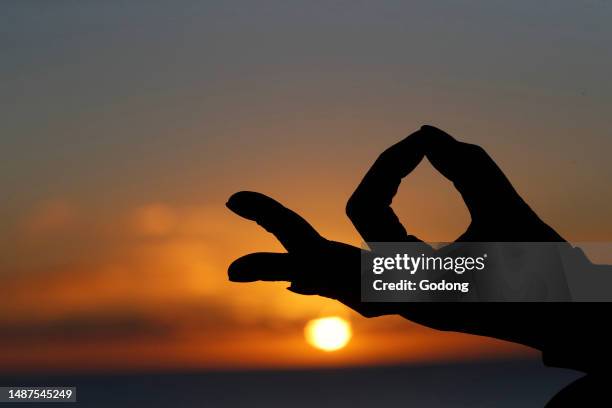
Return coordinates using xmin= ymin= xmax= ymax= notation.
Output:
xmin=0 ymin=359 xmax=582 ymax=407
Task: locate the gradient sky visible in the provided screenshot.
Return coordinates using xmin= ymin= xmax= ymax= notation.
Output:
xmin=1 ymin=0 xmax=611 ymax=373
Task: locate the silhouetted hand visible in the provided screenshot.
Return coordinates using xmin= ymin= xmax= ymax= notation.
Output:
xmin=227 ymin=125 xmax=610 ymax=404
xmin=226 ymin=191 xmax=369 ymax=313
xmin=228 ymin=125 xmax=565 ymax=313
xmin=227 ymin=127 xmax=585 ymax=342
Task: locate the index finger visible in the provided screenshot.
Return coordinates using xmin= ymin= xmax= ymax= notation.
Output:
xmin=346 ymin=128 xmax=428 ymax=243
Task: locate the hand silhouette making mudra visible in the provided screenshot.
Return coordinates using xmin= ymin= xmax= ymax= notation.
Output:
xmin=227 ymin=125 xmax=609 ymax=405
xmin=228 ymin=125 xmax=563 ymax=316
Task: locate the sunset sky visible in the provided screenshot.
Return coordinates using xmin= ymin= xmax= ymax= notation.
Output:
xmin=1 ymin=1 xmax=611 ymax=374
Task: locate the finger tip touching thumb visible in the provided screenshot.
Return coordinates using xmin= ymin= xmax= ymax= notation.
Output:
xmin=420 ymin=124 xmax=456 ymax=141
xmin=420 ymin=124 xmax=437 ymax=131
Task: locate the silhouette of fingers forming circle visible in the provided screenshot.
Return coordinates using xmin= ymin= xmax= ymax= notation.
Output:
xmin=347 ymin=125 xmax=541 ymax=243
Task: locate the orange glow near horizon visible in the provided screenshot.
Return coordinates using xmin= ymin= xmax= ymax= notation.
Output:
xmin=0 ymin=189 xmax=599 ymax=375
xmin=0 ymin=315 xmax=537 ymax=375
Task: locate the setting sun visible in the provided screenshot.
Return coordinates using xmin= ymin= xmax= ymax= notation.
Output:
xmin=304 ymin=317 xmax=352 ymax=352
